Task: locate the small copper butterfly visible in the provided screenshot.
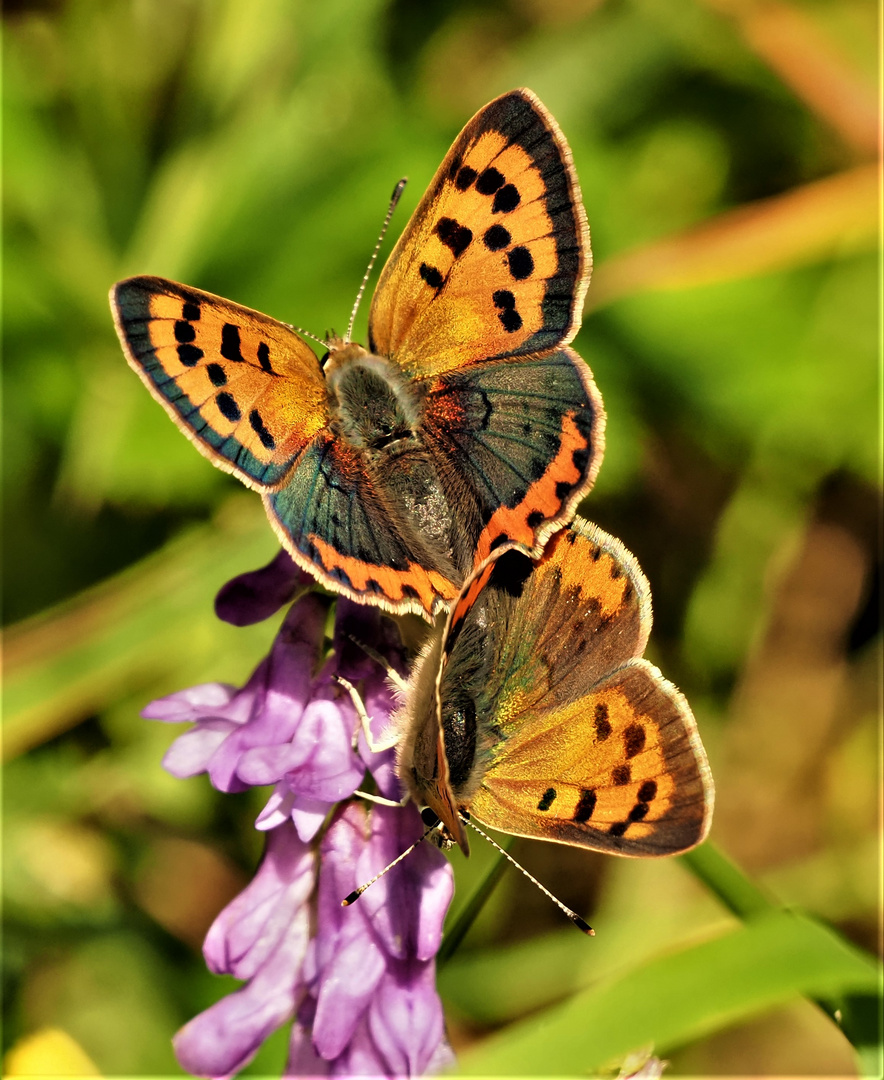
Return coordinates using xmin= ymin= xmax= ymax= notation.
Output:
xmin=395 ymin=517 xmax=714 ymax=856
xmin=110 ymin=89 xmax=604 ymax=620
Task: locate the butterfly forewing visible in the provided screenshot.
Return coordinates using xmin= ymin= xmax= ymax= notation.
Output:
xmin=369 ymin=89 xmax=590 ymax=376
xmin=112 ymin=277 xmax=328 ymax=489
xmin=472 ymin=659 xmax=712 ymax=856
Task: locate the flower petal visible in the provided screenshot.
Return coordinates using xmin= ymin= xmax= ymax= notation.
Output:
xmin=328 ymin=1018 xmax=391 ymax=1079
xmin=162 ymin=719 xmax=237 ymax=779
xmin=312 ymin=934 xmax=386 ymax=1060
xmin=174 ymin=907 xmax=309 ymax=1079
xmin=215 ymin=550 xmax=311 ymax=626
xmin=358 ymin=804 xmax=453 ymax=962
xmin=255 ymin=785 xmax=296 ymax=831
xmin=290 ymin=796 xmax=334 ymax=843
xmin=142 ymin=682 xmax=237 ymax=721
xmin=368 ymin=959 xmax=449 ymax=1078
xmin=311 ymin=806 xmax=387 ymax=1058
xmin=284 ymin=1014 xmax=329 ymax=1078
xmin=203 ymin=824 xmax=314 ymax=979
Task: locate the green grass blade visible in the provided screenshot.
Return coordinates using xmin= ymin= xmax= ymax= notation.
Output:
xmin=456 ymin=908 xmax=881 ymax=1076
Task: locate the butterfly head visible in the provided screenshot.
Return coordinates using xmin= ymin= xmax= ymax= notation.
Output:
xmin=321 ymin=338 xmax=367 ymax=372
xmin=414 ymin=770 xmax=470 ymax=856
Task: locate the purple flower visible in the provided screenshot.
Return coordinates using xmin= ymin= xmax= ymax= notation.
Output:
xmin=214 ymin=550 xmax=312 ymax=627
xmin=145 ymin=555 xmax=455 ymax=1078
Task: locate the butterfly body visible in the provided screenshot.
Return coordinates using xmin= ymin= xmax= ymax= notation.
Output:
xmin=111 ymin=89 xmax=605 ymax=619
xmin=396 ymin=518 xmax=714 ymax=858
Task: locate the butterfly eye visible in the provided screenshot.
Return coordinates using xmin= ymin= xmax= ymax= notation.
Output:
xmin=441 ymin=698 xmax=478 ymax=792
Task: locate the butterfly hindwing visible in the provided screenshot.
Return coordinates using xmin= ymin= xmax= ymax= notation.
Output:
xmin=432 ymin=519 xmax=713 ymax=856
xmin=369 ymin=88 xmax=590 ymax=376
xmin=471 ymin=659 xmax=711 ymax=856
xmin=265 ymin=432 xmax=461 ymax=614
xmin=112 ymin=277 xmax=328 ymax=489
xmin=420 ymin=347 xmax=604 ymax=565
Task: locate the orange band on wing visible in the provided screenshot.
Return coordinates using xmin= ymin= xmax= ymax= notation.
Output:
xmin=447 ymin=562 xmax=496 ymax=642
xmin=307 ymin=534 xmax=458 ymax=614
xmin=474 ymin=410 xmax=588 ymax=565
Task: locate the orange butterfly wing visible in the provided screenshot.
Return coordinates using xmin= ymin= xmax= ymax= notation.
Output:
xmin=112 ymin=277 xmax=328 ymax=489
xmin=368 ymin=88 xmax=590 ymax=377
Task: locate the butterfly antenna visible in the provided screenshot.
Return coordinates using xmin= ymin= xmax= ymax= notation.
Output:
xmin=463 ymin=816 xmax=595 ymax=936
xmin=345 ymin=178 xmax=408 ymax=343
xmin=341 ymin=819 xmax=437 ymax=906
xmin=285 ymin=323 xmax=329 ymax=350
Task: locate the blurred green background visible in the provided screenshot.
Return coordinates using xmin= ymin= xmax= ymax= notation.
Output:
xmin=2 ymin=0 xmax=880 ymax=1076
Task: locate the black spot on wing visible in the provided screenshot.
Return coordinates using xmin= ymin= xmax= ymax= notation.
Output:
xmin=624 ymin=724 xmax=646 ymax=758
xmin=174 ymin=320 xmax=196 ymax=343
xmin=594 ymin=703 xmax=611 ymax=741
xmin=207 ymin=363 xmax=227 ymax=387
xmin=420 ymin=263 xmax=444 ymax=290
xmin=574 ymin=789 xmax=597 ymax=823
xmin=537 ymin=787 xmax=557 ymax=812
xmin=484 ymin=224 xmax=511 ymax=251
xmin=249 ymin=409 xmax=276 ymax=450
xmin=455 ymin=165 xmax=477 ymax=191
xmin=475 ymin=167 xmax=504 ymax=194
xmin=507 ymin=246 xmax=534 ymax=280
xmin=492 ymin=289 xmax=523 ymax=333
xmin=216 ymin=392 xmax=241 ymax=422
xmin=492 ymin=184 xmax=520 ymax=213
xmin=436 ymin=217 xmax=473 ymax=257
xmin=612 ymin=765 xmax=631 ymax=786
xmin=221 ymin=324 xmax=245 ymax=363
xmin=638 ymin=780 xmax=658 ymax=803
xmin=257 ymin=342 xmax=274 ymax=374
xmin=177 ymin=344 xmax=203 ymax=367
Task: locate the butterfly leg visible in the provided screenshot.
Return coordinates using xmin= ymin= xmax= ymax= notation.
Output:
xmin=351 ymin=789 xmax=407 ymax=808
xmin=346 ymin=635 xmax=410 ymax=694
xmin=336 ymin=675 xmax=400 ymax=754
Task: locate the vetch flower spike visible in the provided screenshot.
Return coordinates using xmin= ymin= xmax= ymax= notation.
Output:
xmin=145 ymin=566 xmax=454 ymax=1078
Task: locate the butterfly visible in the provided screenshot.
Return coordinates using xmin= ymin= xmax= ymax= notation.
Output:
xmin=395 ymin=517 xmax=714 ymax=857
xmin=110 ymin=89 xmax=604 ymax=621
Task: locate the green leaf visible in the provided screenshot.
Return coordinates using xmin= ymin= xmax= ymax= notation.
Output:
xmin=457 ymin=909 xmax=880 ymax=1076
xmin=2 ymin=498 xmax=281 ymax=760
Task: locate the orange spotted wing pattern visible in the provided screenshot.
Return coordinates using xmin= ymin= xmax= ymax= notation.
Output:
xmin=111 ymin=90 xmax=603 ymax=619
xmin=397 ymin=518 xmax=714 ymax=856
xmin=369 ymin=88 xmax=589 ymax=375
xmin=111 ymin=278 xmax=328 ymax=488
